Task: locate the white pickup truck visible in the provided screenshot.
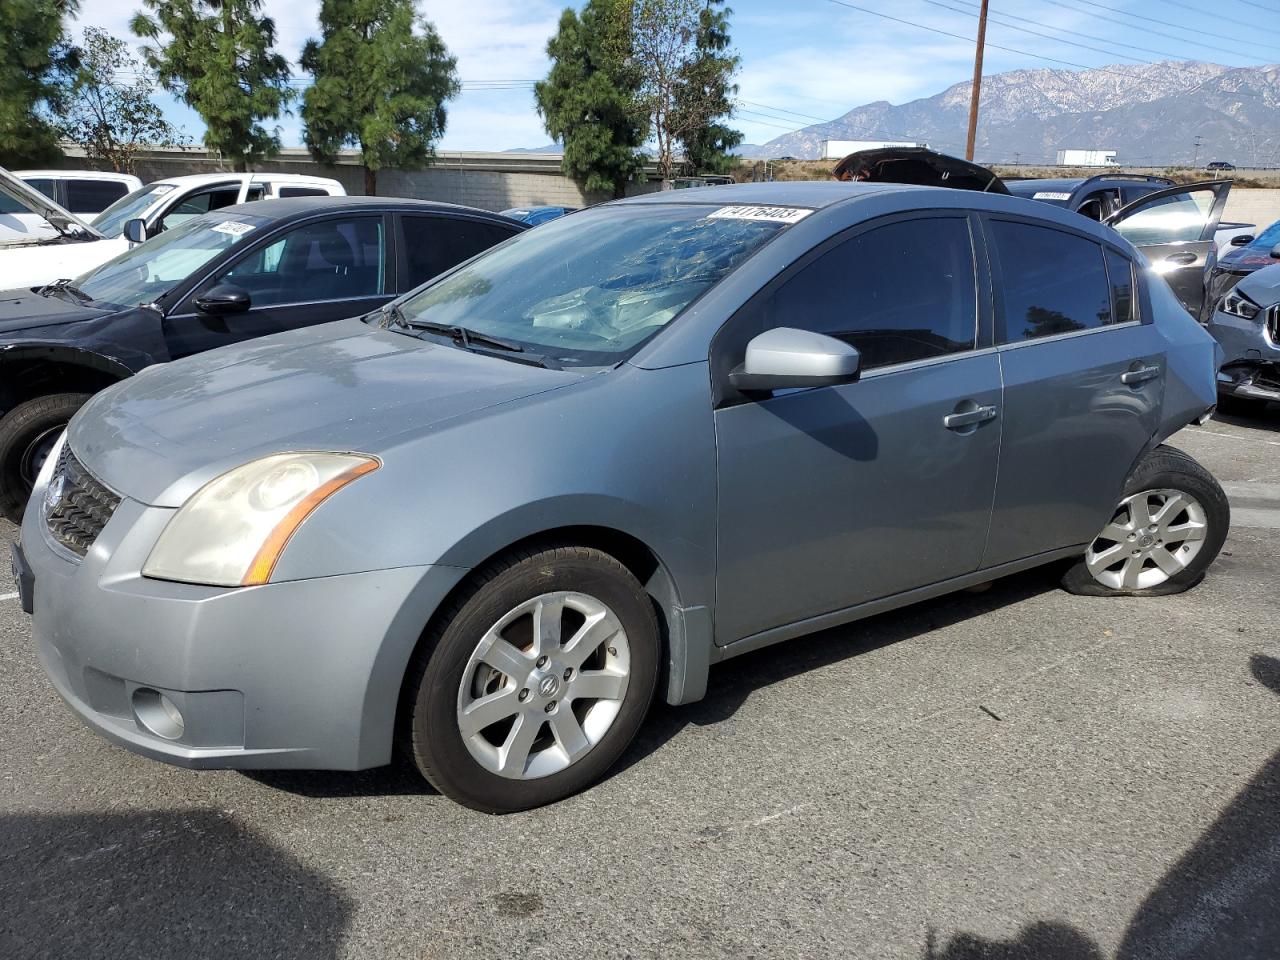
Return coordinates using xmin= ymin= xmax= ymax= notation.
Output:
xmin=0 ymin=168 xmax=345 ymax=289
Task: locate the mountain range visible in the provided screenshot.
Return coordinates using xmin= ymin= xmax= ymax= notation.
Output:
xmin=734 ymin=60 xmax=1280 ymax=166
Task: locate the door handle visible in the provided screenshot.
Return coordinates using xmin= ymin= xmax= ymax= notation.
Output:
xmin=1121 ymin=365 xmax=1161 ymax=385
xmin=943 ymin=404 xmax=998 ymax=430
xmin=1164 ymin=251 xmax=1197 ymax=265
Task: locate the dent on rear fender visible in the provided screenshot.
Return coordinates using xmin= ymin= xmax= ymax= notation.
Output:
xmin=1148 ymin=276 xmax=1220 ymax=447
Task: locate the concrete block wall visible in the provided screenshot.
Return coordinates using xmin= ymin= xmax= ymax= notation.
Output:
xmin=1223 ymin=189 xmax=1280 ymax=231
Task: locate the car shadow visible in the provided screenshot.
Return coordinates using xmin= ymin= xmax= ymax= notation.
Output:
xmin=0 ymin=808 xmax=354 ymax=959
xmin=245 ymin=754 xmax=438 ymax=798
xmin=1211 ymin=406 xmax=1279 ymax=433
xmin=922 ymin=653 xmax=1280 ymax=960
xmin=616 ymin=565 xmax=1061 ymax=777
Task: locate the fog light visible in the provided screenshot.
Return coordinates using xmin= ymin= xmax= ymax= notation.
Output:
xmin=132 ymin=688 xmax=185 ymax=740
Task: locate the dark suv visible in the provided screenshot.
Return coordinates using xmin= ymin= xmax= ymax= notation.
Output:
xmin=0 ymin=197 xmax=524 ymax=519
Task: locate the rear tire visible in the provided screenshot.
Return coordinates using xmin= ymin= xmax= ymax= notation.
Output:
xmin=404 ymin=545 xmax=659 ymax=813
xmin=0 ymin=393 xmax=91 ymax=522
xmin=1061 ymin=445 xmax=1229 ymax=597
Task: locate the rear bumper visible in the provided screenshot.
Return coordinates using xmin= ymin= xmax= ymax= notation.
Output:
xmin=22 ymin=495 xmax=467 ymax=770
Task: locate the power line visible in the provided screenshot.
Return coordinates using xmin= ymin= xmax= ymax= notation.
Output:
xmin=1040 ymin=0 xmax=1280 ymax=54
xmin=921 ymin=0 xmax=1151 ymax=64
xmin=822 ymin=0 xmax=1149 ymax=80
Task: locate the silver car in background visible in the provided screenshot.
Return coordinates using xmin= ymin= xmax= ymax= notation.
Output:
xmin=1208 ymin=261 xmax=1280 ymax=414
xmin=14 ymin=182 xmax=1228 ymax=812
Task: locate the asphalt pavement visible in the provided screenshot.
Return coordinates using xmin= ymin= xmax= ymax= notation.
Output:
xmin=2 ymin=413 xmax=1278 ymax=960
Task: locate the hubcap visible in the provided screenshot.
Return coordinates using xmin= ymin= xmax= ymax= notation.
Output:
xmin=1085 ymin=487 xmax=1209 ymax=590
xmin=456 ymin=591 xmax=630 ymax=780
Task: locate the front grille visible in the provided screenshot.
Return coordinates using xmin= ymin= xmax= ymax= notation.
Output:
xmin=1267 ymin=304 xmax=1280 ymax=345
xmin=45 ymin=446 xmax=121 ymax=558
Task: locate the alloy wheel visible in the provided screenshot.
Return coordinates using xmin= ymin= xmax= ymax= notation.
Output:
xmin=455 ymin=591 xmax=631 ymax=780
xmin=1085 ymin=487 xmax=1209 ymax=590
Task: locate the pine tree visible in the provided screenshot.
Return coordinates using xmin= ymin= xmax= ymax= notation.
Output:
xmin=301 ymin=0 xmax=459 ymax=196
xmin=0 ymin=0 xmax=78 ymax=167
xmin=132 ymin=0 xmax=293 ymax=171
xmin=675 ymin=0 xmax=741 ymax=175
xmin=535 ymin=0 xmax=649 ymax=200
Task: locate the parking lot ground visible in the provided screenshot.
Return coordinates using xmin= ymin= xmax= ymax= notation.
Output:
xmin=2 ymin=414 xmax=1279 ymax=960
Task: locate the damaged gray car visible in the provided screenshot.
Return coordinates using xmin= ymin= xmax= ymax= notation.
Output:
xmin=1208 ymin=261 xmax=1280 ymax=414
xmin=0 ymin=196 xmax=524 ymax=519
xmin=15 ymin=182 xmax=1228 ymax=813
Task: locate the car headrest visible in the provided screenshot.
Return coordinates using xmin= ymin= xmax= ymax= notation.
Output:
xmin=317 ymin=229 xmax=355 ymax=269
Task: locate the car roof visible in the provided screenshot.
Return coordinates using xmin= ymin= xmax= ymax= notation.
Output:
xmin=219 ymin=195 xmax=522 ymax=222
xmin=15 ymin=170 xmax=141 ymax=183
xmin=150 ymin=172 xmax=343 ymax=189
xmin=615 ymin=180 xmax=924 ymax=209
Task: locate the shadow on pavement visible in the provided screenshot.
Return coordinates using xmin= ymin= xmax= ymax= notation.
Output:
xmin=923 ymin=653 xmax=1280 ymax=960
xmin=1210 ymin=406 xmax=1279 ymax=433
xmin=245 ymin=754 xmax=437 ymax=798
xmin=0 ymin=808 xmax=353 ymax=959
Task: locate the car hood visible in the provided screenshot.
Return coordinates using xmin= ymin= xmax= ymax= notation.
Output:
xmin=1217 ymin=244 xmax=1280 ymax=274
xmin=68 ymin=318 xmax=585 ymax=507
xmin=0 ymin=166 xmax=103 ymax=243
xmin=832 ymin=147 xmax=1010 ymax=194
xmin=0 ymin=286 xmax=112 ymax=333
xmin=1234 ymin=262 xmax=1280 ymax=304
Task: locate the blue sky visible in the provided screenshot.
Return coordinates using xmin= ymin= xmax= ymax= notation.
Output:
xmin=72 ymin=0 xmax=1280 ymax=152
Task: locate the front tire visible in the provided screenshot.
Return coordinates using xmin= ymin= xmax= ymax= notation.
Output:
xmin=404 ymin=545 xmax=659 ymax=813
xmin=0 ymin=393 xmax=91 ymax=522
xmin=1061 ymin=445 xmax=1229 ymax=597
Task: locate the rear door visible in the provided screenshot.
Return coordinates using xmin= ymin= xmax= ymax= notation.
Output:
xmin=983 ymin=215 xmax=1164 ymax=568
xmin=164 ymin=212 xmax=393 ymax=358
xmin=1104 ymin=180 xmax=1231 ymax=318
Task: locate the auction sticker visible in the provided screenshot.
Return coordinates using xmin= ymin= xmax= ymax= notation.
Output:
xmin=1032 ymin=191 xmax=1072 ymax=201
xmin=707 ymin=205 xmax=812 ymax=224
xmin=211 ymin=220 xmax=256 ymax=237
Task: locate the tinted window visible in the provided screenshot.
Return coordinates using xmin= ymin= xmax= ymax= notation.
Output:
xmin=277 ymin=186 xmax=330 ymax=198
xmin=23 ymin=178 xmax=56 ymax=201
xmin=400 ymin=216 xmax=519 ymax=287
xmin=159 ymin=185 xmax=241 ymax=231
xmin=992 ymin=220 xmax=1113 ymax=342
xmin=65 ymin=179 xmax=129 ymax=212
xmin=219 ymin=216 xmax=385 ymax=306
xmin=1105 ymin=249 xmax=1136 ymax=324
xmin=758 ymin=217 xmax=977 ymax=370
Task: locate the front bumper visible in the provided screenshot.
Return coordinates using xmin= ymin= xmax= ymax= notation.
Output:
xmin=1206 ymin=305 xmax=1280 ymax=402
xmin=22 ymin=493 xmax=466 ymax=770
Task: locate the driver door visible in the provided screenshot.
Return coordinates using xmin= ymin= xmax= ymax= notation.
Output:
xmin=1104 ymin=180 xmax=1231 ymax=318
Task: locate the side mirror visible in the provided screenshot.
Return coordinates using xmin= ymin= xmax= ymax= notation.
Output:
xmin=194 ymin=283 xmax=251 ymax=315
xmin=729 ymin=327 xmax=861 ymax=394
xmin=122 ymin=218 xmax=148 ymax=244
xmin=1229 ymin=234 xmax=1253 ymax=247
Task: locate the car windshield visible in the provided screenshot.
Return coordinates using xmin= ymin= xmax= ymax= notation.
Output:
xmin=92 ymin=183 xmax=175 ymax=237
xmin=75 ymin=213 xmax=268 ymax=308
xmin=392 ymin=203 xmax=795 ymax=366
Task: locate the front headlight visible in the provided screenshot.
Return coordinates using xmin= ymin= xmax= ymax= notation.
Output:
xmin=142 ymin=452 xmax=379 ymax=587
xmin=1220 ymin=291 xmax=1262 ymax=320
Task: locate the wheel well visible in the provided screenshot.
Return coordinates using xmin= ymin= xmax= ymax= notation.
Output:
xmin=0 ymin=352 xmax=129 ymax=414
xmin=393 ymin=525 xmax=681 ymax=749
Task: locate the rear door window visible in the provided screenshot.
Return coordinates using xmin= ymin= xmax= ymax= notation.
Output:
xmin=990 ymin=220 xmax=1114 ymax=343
xmin=65 ymin=179 xmax=130 ymax=213
xmin=398 ymin=215 xmax=521 ymax=289
xmin=754 ymin=215 xmax=978 ymax=370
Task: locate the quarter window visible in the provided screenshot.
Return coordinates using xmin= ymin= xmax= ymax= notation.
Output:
xmin=1105 ymin=249 xmax=1136 ymax=325
xmin=991 ymin=220 xmax=1113 ymax=343
xmin=400 ymin=216 xmax=520 ymax=288
xmin=755 ymin=216 xmax=978 ymax=371
xmin=218 ymin=216 xmax=385 ymax=306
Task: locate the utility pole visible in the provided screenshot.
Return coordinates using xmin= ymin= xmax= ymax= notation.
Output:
xmin=1192 ymin=135 xmax=1204 ymax=168
xmin=965 ymin=0 xmax=990 ymax=161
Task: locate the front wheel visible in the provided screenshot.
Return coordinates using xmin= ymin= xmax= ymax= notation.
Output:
xmin=404 ymin=545 xmax=660 ymax=813
xmin=1061 ymin=445 xmax=1229 ymax=597
xmin=0 ymin=393 xmax=92 ymax=523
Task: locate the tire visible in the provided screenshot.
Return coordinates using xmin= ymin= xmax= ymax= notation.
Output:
xmin=1061 ymin=445 xmax=1229 ymax=597
xmin=0 ymin=393 xmax=91 ymax=523
xmin=404 ymin=545 xmax=660 ymax=813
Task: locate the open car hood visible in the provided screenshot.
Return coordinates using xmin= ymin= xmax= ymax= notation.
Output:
xmin=832 ymin=147 xmax=1009 ymax=194
xmin=0 ymin=165 xmax=104 ymax=243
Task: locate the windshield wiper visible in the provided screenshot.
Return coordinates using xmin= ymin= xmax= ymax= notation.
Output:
xmin=402 ymin=317 xmax=526 ymax=353
xmin=36 ymin=278 xmax=93 ymax=304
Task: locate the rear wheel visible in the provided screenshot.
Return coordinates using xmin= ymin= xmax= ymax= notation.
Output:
xmin=1061 ymin=445 xmax=1229 ymax=597
xmin=404 ymin=545 xmax=659 ymax=813
xmin=0 ymin=393 xmax=91 ymax=522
